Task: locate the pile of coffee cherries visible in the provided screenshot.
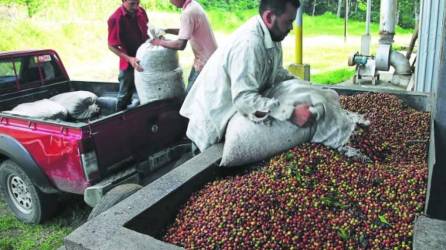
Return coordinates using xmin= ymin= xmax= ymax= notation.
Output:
xmin=164 ymin=93 xmax=430 ymax=249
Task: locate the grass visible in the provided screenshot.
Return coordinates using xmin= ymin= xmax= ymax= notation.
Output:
xmin=207 ymin=8 xmax=258 ymax=33
xmin=0 ymin=215 xmax=69 ymax=250
xmin=0 ymin=196 xmax=91 ymax=250
xmin=303 ymin=12 xmax=412 ymax=37
xmin=312 ymin=68 xmax=355 ymax=85
xmin=207 ymin=10 xmax=413 ymax=37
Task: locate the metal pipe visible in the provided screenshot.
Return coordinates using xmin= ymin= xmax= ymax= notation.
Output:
xmin=390 ymin=51 xmax=411 ymax=75
xmin=390 ymin=50 xmax=412 ymax=85
xmin=379 ymin=0 xmax=397 ymax=44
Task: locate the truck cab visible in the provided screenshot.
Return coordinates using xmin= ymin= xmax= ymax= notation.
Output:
xmin=0 ymin=49 xmax=189 ymax=223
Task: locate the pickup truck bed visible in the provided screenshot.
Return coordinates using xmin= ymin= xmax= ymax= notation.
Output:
xmin=0 ymin=79 xmax=187 ymax=193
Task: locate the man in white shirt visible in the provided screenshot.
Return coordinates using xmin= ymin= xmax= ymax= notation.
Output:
xmin=180 ymin=0 xmax=312 ymax=151
xmin=151 ymin=0 xmax=217 ymax=92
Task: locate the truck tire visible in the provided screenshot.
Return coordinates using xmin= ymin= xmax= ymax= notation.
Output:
xmin=0 ymin=160 xmax=58 ymax=224
xmin=88 ymin=183 xmax=142 ymax=220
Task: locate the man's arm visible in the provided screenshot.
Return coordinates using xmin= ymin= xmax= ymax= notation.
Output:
xmin=108 ymin=45 xmax=143 ymax=72
xmin=276 ymin=67 xmax=297 ymax=82
xmin=151 ymin=10 xmax=192 ymax=50
xmin=151 ymin=38 xmax=188 ymax=51
xmin=255 ymin=104 xmax=313 ymax=127
xmin=152 ymin=10 xmax=192 ymax=51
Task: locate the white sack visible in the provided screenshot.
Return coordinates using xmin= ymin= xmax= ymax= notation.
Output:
xmin=5 ymin=99 xmax=68 ymax=120
xmin=135 ymin=42 xmax=185 ymax=104
xmin=221 ymin=79 xmax=369 ymax=167
xmin=221 ymin=113 xmax=313 ymax=166
xmin=50 ymin=91 xmax=99 ymax=120
xmin=264 ymin=79 xmax=369 ymax=148
xmin=135 ymin=68 xmax=184 ymax=104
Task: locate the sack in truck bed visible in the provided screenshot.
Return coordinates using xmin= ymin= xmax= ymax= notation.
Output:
xmin=3 ymin=99 xmax=68 ymax=120
xmin=50 ymin=91 xmax=99 ymax=120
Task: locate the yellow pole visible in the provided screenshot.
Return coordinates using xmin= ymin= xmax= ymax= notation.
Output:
xmin=295 ymin=7 xmax=303 ymax=65
xmin=288 ymin=6 xmax=310 ymax=81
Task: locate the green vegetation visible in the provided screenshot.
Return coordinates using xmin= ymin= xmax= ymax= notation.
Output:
xmin=126 ymin=0 xmax=420 ymax=30
xmin=0 ymin=198 xmax=90 ymax=250
xmin=209 ymin=11 xmax=412 ymax=36
xmin=0 ymin=0 xmax=419 ymax=29
xmin=0 ymin=214 xmax=69 ymax=250
xmin=303 ymin=12 xmax=412 ymax=37
xmin=0 ymin=0 xmax=45 ymax=17
xmin=4 ymin=4 xmax=413 ymax=48
xmin=0 ymin=4 xmax=413 ymax=84
xmin=312 ymin=68 xmax=355 ymax=85
xmin=207 ymin=9 xmax=257 ymax=33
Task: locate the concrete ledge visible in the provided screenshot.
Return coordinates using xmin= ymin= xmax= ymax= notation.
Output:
xmin=413 ymin=215 xmax=446 ymax=250
xmin=64 ymin=144 xmax=223 ymax=250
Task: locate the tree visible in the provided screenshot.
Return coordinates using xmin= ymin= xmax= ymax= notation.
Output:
xmin=312 ymin=0 xmax=318 ymax=16
xmin=337 ymin=0 xmax=343 ymax=17
xmin=0 ymin=0 xmax=44 ymax=17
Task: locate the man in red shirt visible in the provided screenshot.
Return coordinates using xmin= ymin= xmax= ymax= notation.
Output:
xmin=108 ymin=0 xmax=148 ymax=111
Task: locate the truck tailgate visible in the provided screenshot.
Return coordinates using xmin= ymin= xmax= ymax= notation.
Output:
xmin=87 ymin=98 xmax=186 ymax=178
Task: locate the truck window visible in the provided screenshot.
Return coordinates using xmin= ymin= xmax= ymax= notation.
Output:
xmin=0 ymin=59 xmax=20 ymax=91
xmin=39 ymin=54 xmax=64 ymax=83
xmin=20 ymin=54 xmax=64 ymax=87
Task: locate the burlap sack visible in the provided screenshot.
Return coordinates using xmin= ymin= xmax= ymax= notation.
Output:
xmin=5 ymin=99 xmax=68 ymax=120
xmin=50 ymin=91 xmax=99 ymax=120
xmin=220 ymin=113 xmax=313 ymax=166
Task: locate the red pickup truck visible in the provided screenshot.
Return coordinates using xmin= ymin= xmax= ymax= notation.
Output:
xmin=0 ymin=49 xmax=189 ymax=223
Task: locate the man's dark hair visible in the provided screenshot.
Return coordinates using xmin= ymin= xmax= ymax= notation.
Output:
xmin=259 ymin=0 xmax=300 ymax=15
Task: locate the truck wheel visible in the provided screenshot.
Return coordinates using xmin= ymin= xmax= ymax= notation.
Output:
xmin=0 ymin=160 xmax=58 ymax=224
xmin=88 ymin=183 xmax=142 ymax=220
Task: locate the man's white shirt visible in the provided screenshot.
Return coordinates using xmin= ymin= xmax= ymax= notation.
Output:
xmin=180 ymin=16 xmax=296 ymax=151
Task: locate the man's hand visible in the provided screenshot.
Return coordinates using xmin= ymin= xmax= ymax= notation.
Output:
xmin=128 ymin=57 xmax=143 ymax=72
xmin=150 ymin=39 xmax=163 ymax=46
xmin=291 ymin=104 xmax=314 ymax=127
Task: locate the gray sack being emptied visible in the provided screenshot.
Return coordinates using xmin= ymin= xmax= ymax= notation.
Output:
xmin=220 ymin=79 xmax=369 ymax=167
xmin=221 ymin=112 xmax=314 ymax=166
xmin=50 ymin=91 xmax=99 ymax=120
xmin=135 ymin=42 xmax=185 ymax=104
xmin=4 ymin=99 xmax=68 ymax=120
